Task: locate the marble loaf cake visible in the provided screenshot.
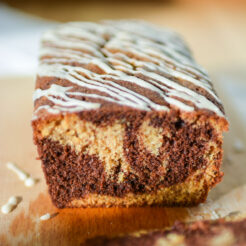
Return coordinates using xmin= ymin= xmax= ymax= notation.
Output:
xmin=32 ymin=20 xmax=228 ymax=208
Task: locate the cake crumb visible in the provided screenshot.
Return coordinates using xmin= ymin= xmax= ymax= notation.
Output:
xmin=40 ymin=213 xmax=51 ymax=220
xmin=40 ymin=212 xmax=58 ymax=221
xmin=1 ymin=196 xmax=22 ymax=214
xmin=24 ymin=177 xmax=36 ymax=187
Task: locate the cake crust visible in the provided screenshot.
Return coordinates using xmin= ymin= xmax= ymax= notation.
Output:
xmin=32 ymin=20 xmax=228 ymax=208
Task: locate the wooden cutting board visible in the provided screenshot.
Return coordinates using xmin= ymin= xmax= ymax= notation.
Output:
xmin=0 ymin=77 xmax=245 ymax=246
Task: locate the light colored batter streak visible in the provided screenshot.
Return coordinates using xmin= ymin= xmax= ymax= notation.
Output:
xmin=1 ymin=196 xmax=22 ymax=214
xmin=33 ymin=20 xmax=225 ymax=119
xmin=6 ymin=162 xmax=37 ymax=187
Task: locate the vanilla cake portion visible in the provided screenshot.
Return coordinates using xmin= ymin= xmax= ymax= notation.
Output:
xmin=32 ymin=20 xmax=228 ymax=208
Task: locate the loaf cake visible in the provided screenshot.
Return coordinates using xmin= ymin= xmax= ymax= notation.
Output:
xmin=32 ymin=20 xmax=228 ymax=208
xmin=86 ymin=213 xmax=246 ymax=246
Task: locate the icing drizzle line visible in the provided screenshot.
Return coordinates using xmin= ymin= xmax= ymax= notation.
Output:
xmin=33 ymin=20 xmax=225 ymax=118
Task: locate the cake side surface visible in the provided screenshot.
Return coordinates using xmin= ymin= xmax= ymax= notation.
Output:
xmin=32 ymin=20 xmax=228 ymax=208
xmin=33 ymin=109 xmax=225 ymax=208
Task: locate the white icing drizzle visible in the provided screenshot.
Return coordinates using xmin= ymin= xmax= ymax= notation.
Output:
xmin=1 ymin=196 xmax=22 ymax=214
xmin=6 ymin=162 xmax=37 ymax=187
xmin=33 ymin=20 xmax=225 ymax=118
xmin=36 ymin=64 xmax=168 ymax=111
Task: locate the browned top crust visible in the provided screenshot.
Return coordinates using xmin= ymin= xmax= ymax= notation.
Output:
xmin=33 ymin=20 xmax=227 ymax=126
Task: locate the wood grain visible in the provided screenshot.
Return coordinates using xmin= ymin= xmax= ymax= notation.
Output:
xmin=0 ymin=76 xmax=245 ymax=245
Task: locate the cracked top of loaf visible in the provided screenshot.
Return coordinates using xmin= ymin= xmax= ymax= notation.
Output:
xmin=33 ymin=20 xmax=226 ymax=121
